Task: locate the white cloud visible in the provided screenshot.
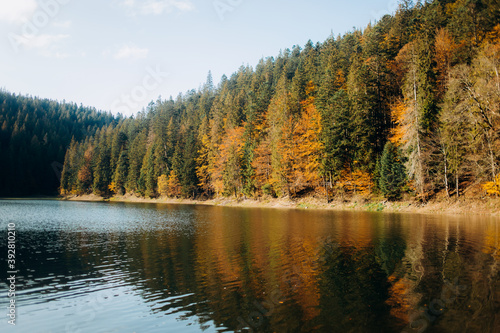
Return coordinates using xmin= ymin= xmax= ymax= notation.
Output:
xmin=0 ymin=0 xmax=38 ymax=23
xmin=7 ymin=33 xmax=70 ymax=57
xmin=113 ymin=44 xmax=149 ymax=60
xmin=15 ymin=33 xmax=69 ymax=49
xmin=121 ymin=0 xmax=194 ymax=16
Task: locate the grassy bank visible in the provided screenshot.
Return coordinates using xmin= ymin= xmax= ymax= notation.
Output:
xmin=61 ymin=193 xmax=500 ymax=216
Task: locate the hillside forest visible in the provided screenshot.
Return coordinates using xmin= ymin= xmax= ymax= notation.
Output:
xmin=0 ymin=91 xmax=117 ymax=196
xmin=2 ymin=0 xmax=500 ymax=201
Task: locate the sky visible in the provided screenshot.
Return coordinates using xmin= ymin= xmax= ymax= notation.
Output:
xmin=0 ymin=0 xmax=399 ymax=116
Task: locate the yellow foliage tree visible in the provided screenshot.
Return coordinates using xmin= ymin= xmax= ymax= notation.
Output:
xmin=264 ymin=80 xmax=324 ymax=196
xmin=336 ymin=167 xmax=374 ymax=197
xmin=108 ymin=182 xmax=117 ymax=194
xmin=196 ymin=134 xmax=212 ymax=194
xmin=157 ymin=174 xmax=168 ymax=197
xmin=167 ymin=170 xmax=182 ymax=198
xmin=218 ymin=126 xmax=245 ymax=196
xmin=482 ymin=175 xmax=500 ymax=196
xmin=485 ymin=24 xmax=500 ymax=44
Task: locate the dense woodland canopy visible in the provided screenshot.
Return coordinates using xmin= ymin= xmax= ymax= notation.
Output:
xmin=0 ymin=90 xmax=117 ymax=196
xmin=3 ymin=0 xmax=500 ymax=200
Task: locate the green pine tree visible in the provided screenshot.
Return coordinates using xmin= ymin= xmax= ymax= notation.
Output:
xmin=92 ymin=144 xmax=111 ymax=197
xmin=378 ymin=141 xmax=406 ymax=200
xmin=114 ymin=150 xmax=128 ymax=195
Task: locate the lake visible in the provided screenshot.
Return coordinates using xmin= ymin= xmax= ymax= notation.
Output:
xmin=0 ymin=199 xmax=499 ymax=332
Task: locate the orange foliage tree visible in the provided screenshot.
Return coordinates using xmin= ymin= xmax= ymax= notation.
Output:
xmin=220 ymin=126 xmax=245 ymax=196
xmin=434 ymin=28 xmax=458 ymax=100
xmin=157 ymin=171 xmax=182 ymax=198
xmin=195 ymin=133 xmax=212 ymax=195
xmin=389 ymin=99 xmax=407 ymax=146
xmin=265 ymin=75 xmax=292 ymax=196
xmin=289 ymin=81 xmax=324 ymax=194
xmin=256 ymin=79 xmax=324 ymax=197
xmin=336 ymin=166 xmax=374 ymax=197
xmin=252 ymin=135 xmax=273 ymax=195
xmin=166 ymin=170 xmax=182 ymax=198
xmin=76 ymin=145 xmax=94 ymax=194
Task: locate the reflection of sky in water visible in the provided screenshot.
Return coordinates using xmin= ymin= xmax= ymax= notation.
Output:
xmin=0 ymin=200 xmax=200 ymax=234
xmin=0 ymin=200 xmax=498 ymax=332
xmin=14 ymin=286 xmax=219 ymax=333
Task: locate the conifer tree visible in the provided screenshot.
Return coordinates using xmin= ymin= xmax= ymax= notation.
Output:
xmin=114 ymin=150 xmax=129 ymax=195
xmin=139 ymin=143 xmax=157 ymax=197
xmin=126 ymin=130 xmax=147 ymax=194
xmin=92 ymin=143 xmax=111 ymax=197
xmin=379 ymin=141 xmax=407 ymax=200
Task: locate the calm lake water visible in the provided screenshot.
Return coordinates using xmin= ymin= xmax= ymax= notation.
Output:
xmin=0 ymin=199 xmax=499 ymax=333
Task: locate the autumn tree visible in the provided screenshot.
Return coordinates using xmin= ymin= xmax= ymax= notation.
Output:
xmin=220 ymin=126 xmax=245 ymax=197
xmin=289 ymin=81 xmax=323 ymax=194
xmin=77 ymin=145 xmax=94 ymax=194
xmin=434 ymin=28 xmax=458 ymax=100
xmin=166 ymin=170 xmax=182 ymax=198
xmin=265 ymin=75 xmax=293 ymax=196
xmin=157 ymin=174 xmax=168 ymax=197
xmin=392 ymin=37 xmax=437 ymax=200
xmin=442 ymin=41 xmax=500 ymax=191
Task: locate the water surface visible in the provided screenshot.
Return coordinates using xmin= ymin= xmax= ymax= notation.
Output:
xmin=0 ymin=200 xmax=499 ymax=332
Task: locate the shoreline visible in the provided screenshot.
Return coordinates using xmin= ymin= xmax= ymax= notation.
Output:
xmin=60 ymin=194 xmax=500 ymax=217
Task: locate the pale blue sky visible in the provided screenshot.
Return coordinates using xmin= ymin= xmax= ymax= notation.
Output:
xmin=0 ymin=0 xmax=398 ymax=116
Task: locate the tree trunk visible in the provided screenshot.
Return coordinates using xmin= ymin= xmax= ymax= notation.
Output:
xmin=442 ymin=143 xmax=450 ymax=198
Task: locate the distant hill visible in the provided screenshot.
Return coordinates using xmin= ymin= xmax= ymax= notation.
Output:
xmin=0 ymin=90 xmax=118 ymax=196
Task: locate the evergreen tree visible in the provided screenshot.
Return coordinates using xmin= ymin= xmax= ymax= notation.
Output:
xmin=92 ymin=143 xmax=111 ymax=197
xmin=139 ymin=143 xmax=157 ymax=197
xmin=126 ymin=130 xmax=147 ymax=193
xmin=378 ymin=141 xmax=407 ymax=200
xmin=319 ymin=89 xmax=352 ymax=181
xmin=114 ymin=150 xmax=129 ymax=195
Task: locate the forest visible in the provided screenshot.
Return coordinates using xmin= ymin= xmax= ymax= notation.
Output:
xmin=0 ymin=90 xmax=118 ymax=196
xmin=2 ymin=0 xmax=500 ymax=201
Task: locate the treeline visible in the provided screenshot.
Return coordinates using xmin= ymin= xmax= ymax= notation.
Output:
xmin=0 ymin=90 xmax=118 ymax=196
xmin=60 ymin=0 xmax=500 ymax=201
